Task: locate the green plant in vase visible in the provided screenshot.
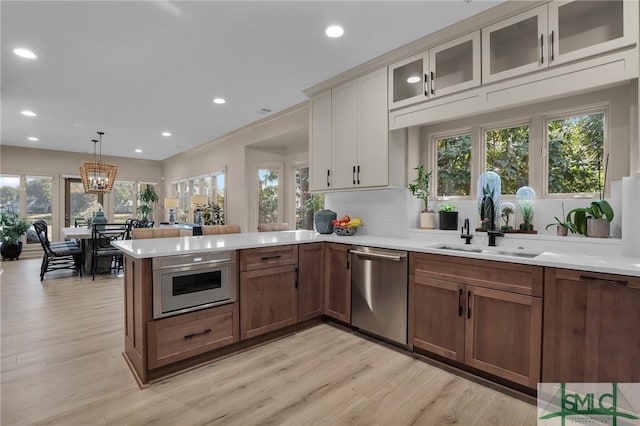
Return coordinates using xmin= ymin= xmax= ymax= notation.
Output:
xmin=519 ymin=200 xmax=534 ymax=231
xmin=500 ymin=206 xmax=514 ymax=231
xmin=479 ymin=184 xmax=495 ymax=231
xmin=137 ymin=184 xmax=159 ymax=221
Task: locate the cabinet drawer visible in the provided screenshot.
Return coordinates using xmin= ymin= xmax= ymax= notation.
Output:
xmin=410 ymin=252 xmax=543 ymax=297
xmin=147 ymin=303 xmax=239 ymax=369
xmin=240 ymin=245 xmax=298 ymax=271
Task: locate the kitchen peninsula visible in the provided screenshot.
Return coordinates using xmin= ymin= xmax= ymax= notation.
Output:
xmin=113 ymin=230 xmax=640 ymax=390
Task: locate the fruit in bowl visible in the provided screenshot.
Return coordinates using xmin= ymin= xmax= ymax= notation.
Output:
xmin=332 ymin=216 xmax=363 ymax=236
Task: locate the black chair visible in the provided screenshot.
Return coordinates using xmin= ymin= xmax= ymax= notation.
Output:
xmin=91 ymin=223 xmax=129 ymax=280
xmin=33 ymin=220 xmax=83 ymax=281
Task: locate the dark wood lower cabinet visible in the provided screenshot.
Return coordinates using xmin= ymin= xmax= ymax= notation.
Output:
xmin=409 ymin=252 xmax=542 ymax=389
xmin=466 ymin=285 xmax=541 ymax=388
xmin=410 ymin=274 xmax=465 ymax=362
xmin=543 ymin=268 xmax=640 ymax=383
xmin=240 ymin=264 xmax=298 ymax=340
xmin=323 ymin=243 xmax=351 ymax=323
xmin=298 ymin=243 xmax=324 ymax=321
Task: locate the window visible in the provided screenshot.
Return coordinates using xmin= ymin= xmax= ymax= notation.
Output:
xmin=485 ymin=124 xmax=529 ymax=195
xmin=294 ymin=166 xmax=324 ymax=230
xmin=26 ymin=176 xmax=53 ymax=244
xmin=547 ymin=111 xmax=605 ymax=195
xmin=112 ymin=181 xmax=135 ymax=223
xmin=435 ymin=133 xmax=471 ymax=197
xmin=0 ymin=175 xmax=21 ymax=215
xmin=258 ymin=168 xmax=279 ymax=224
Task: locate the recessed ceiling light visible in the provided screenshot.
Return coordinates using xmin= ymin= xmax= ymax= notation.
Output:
xmin=28 ymin=137 xmax=39 ymax=141
xmin=135 ymin=149 xmax=143 ymax=153
xmin=21 ymin=110 xmax=37 ymax=117
xmin=325 ymin=25 xmax=344 ymax=38
xmin=406 ymin=75 xmax=421 ymax=84
xmin=161 ymin=132 xmax=171 ymax=137
xmin=13 ymin=48 xmax=37 ymax=59
xmin=213 ymin=98 xmax=226 ymax=104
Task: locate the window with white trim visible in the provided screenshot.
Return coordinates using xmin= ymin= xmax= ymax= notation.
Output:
xmin=484 ymin=124 xmax=530 ymax=195
xmin=434 ymin=133 xmax=472 ymax=197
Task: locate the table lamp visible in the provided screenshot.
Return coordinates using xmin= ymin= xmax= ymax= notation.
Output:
xmin=190 ymin=195 xmax=207 ymax=225
xmin=164 ymin=198 xmax=178 ymax=224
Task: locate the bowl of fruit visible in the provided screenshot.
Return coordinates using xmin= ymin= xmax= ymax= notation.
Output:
xmin=332 ymin=215 xmax=363 ymax=236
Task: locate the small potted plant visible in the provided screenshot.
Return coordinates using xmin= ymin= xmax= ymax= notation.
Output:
xmin=438 ymin=204 xmax=458 ymax=230
xmin=408 ymin=165 xmax=435 ymax=229
xmin=500 ymin=202 xmax=515 ymax=231
xmin=1 ymin=212 xmax=31 ymax=260
xmin=545 ymin=202 xmax=573 ymax=236
xmin=518 ymin=200 xmax=535 ymax=231
xmin=567 ymin=200 xmax=614 ymax=238
xmin=138 ymin=184 xmax=159 ymax=221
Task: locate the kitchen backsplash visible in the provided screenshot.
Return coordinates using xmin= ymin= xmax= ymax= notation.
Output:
xmin=324 ymin=181 xmax=624 ymax=239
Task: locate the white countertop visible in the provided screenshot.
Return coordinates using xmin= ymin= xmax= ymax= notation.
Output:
xmin=111 ymin=230 xmax=640 ymax=277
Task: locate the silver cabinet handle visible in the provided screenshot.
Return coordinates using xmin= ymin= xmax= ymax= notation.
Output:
xmin=350 ymin=250 xmax=403 ymax=262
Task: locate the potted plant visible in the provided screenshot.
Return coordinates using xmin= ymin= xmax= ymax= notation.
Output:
xmin=438 ymin=204 xmax=458 ymax=230
xmin=196 ymin=201 xmax=225 ymax=225
xmin=137 ymin=185 xmax=159 ymax=221
xmin=566 ymin=200 xmax=614 ymax=238
xmin=518 ymin=200 xmax=535 ymax=231
xmin=500 ymin=203 xmax=515 ymax=231
xmin=1 ymin=212 xmax=31 ymax=260
xmin=545 ymin=202 xmax=573 ymax=236
xmin=408 ymin=165 xmax=435 ymax=229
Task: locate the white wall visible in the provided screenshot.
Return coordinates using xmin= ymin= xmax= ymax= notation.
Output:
xmin=0 ymin=145 xmax=163 ymax=241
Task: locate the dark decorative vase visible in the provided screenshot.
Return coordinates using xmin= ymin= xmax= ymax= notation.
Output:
xmin=314 ymin=209 xmax=337 ymax=234
xmin=439 ymin=211 xmax=459 ymax=230
xmin=1 ymin=241 xmax=23 ymax=260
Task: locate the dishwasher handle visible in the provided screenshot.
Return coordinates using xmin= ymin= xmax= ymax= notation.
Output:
xmin=350 ymin=249 xmax=404 ymax=262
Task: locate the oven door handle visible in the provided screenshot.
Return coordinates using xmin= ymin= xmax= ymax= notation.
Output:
xmin=154 ymin=259 xmax=232 ymax=272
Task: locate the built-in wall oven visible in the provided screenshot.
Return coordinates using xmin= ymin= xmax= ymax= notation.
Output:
xmin=152 ymin=251 xmax=236 ymax=319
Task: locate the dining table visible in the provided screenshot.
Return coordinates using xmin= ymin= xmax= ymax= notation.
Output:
xmin=61 ymin=226 xmax=125 ymax=275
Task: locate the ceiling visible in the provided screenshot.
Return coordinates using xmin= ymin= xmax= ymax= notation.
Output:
xmin=1 ymin=1 xmax=501 ymax=161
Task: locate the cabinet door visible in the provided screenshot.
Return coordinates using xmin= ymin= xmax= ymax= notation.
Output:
xmin=410 ymin=274 xmax=465 ymax=362
xmin=548 ymin=0 xmax=638 ymax=66
xmin=543 ymin=268 xmax=640 ymax=383
xmin=429 ymin=31 xmax=481 ymax=98
xmin=331 ymin=81 xmax=359 ymax=189
xmin=309 ymin=90 xmax=333 ymax=191
xmin=465 ymin=286 xmax=542 ymax=388
xmin=240 ymin=265 xmax=298 ymax=340
xmin=482 ymin=5 xmax=548 ymax=84
xmin=358 ymin=68 xmax=388 ymax=188
xmin=298 ymin=243 xmax=324 ymax=321
xmin=324 ymin=243 xmax=351 ymax=323
xmin=388 ymin=52 xmax=429 ymax=110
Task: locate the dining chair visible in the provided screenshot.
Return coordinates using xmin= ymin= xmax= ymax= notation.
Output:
xmin=131 ymin=228 xmax=180 ymax=239
xmin=32 ymin=220 xmax=83 ymax=281
xmin=91 ymin=223 xmax=129 ymax=280
xmin=201 ymin=225 xmax=242 ymax=235
xmin=257 ymin=223 xmax=289 ymax=232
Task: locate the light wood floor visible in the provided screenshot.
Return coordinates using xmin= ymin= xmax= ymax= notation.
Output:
xmin=1 ymin=258 xmax=536 ymax=425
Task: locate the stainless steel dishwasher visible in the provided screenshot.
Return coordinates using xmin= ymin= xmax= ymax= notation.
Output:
xmin=350 ymin=246 xmax=408 ymax=346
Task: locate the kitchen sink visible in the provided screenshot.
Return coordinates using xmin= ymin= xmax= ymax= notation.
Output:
xmin=431 ymin=244 xmax=541 ymax=259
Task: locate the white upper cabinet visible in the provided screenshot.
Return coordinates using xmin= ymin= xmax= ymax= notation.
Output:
xmin=429 ymin=31 xmax=481 ymax=98
xmin=309 ymin=90 xmax=333 ymax=192
xmin=482 ymin=5 xmax=548 ymax=84
xmin=333 ymin=68 xmax=389 ymax=189
xmin=483 ymin=0 xmax=637 ymax=84
xmin=548 ymin=0 xmax=637 ymax=66
xmin=389 ymin=31 xmax=481 ymax=110
xmin=309 ymin=68 xmax=389 ymax=191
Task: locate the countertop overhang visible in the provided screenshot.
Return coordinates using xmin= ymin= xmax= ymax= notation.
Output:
xmin=111 ymin=230 xmax=640 ymax=277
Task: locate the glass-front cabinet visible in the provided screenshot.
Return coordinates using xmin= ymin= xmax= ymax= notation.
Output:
xmin=388 ymin=31 xmax=480 ymax=110
xmin=483 ymin=0 xmax=637 ymax=85
xmin=482 ymin=5 xmax=548 ymax=84
xmin=548 ymin=0 xmax=636 ymax=66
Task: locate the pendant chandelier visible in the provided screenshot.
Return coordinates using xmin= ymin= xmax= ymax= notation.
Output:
xmin=80 ymin=131 xmax=118 ymax=194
